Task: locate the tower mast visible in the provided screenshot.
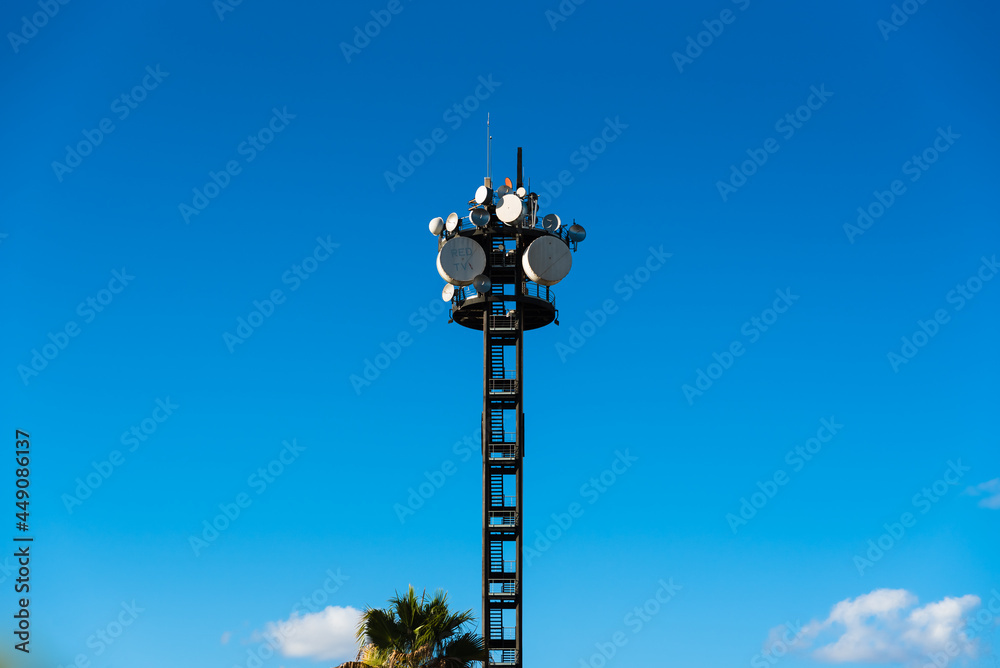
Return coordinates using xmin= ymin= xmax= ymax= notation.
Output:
xmin=429 ymin=146 xmax=587 ymax=668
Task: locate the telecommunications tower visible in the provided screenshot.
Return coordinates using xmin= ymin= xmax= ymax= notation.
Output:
xmin=429 ymin=145 xmax=586 ymax=668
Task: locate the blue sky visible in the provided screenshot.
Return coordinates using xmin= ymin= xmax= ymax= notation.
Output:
xmin=2 ymin=0 xmax=999 ymax=666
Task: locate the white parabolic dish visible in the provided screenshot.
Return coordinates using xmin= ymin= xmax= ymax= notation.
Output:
xmin=496 ymin=193 xmax=524 ymax=224
xmin=523 ymin=237 xmax=572 ymax=286
xmin=437 ymin=236 xmax=487 ymax=286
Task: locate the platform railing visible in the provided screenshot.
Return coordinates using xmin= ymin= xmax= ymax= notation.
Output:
xmin=450 ymin=281 xmax=556 ymax=311
xmin=488 ymin=579 xmax=518 ymax=595
xmin=487 ymin=378 xmax=517 ymax=394
xmin=522 ymin=281 xmax=555 ymax=306
xmin=488 ymin=510 xmax=518 ymax=527
xmin=487 ymin=443 xmax=518 ymax=459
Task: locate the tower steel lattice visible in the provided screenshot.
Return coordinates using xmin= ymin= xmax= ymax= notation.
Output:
xmin=431 ymin=148 xmax=585 ymax=668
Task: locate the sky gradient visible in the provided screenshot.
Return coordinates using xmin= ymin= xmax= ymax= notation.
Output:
xmin=2 ymin=0 xmax=999 ymax=667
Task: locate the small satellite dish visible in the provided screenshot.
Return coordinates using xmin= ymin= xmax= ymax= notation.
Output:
xmin=542 ymin=213 xmax=561 ymax=232
xmin=474 ymin=185 xmax=492 ymax=205
xmin=473 ymin=275 xmax=492 ymax=294
xmin=429 ymin=217 xmax=445 ymax=235
xmin=523 ymin=237 xmax=572 ymax=286
xmin=442 ymin=284 xmax=455 ymax=301
xmin=437 ymin=236 xmax=487 ymax=286
xmin=516 ymin=186 xmax=526 ymax=198
xmin=496 ymin=184 xmax=511 ymax=197
xmin=471 ymin=208 xmax=490 ymax=228
xmin=497 ymin=193 xmax=524 ymax=224
xmin=446 ymin=212 xmax=460 ymax=232
xmin=567 ymin=223 xmax=587 ymax=242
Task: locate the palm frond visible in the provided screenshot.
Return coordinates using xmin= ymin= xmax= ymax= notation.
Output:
xmin=349 ymin=586 xmax=484 ymax=668
xmin=440 ymin=631 xmax=487 ymax=664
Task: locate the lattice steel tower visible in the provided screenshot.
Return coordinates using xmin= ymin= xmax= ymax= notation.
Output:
xmin=429 ymin=147 xmax=586 ymax=668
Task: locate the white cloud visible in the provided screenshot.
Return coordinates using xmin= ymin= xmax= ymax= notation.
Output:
xmin=263 ymin=605 xmax=363 ymax=661
xmin=964 ymin=478 xmax=1000 ymax=509
xmin=764 ymin=589 xmax=981 ymax=665
xmin=220 ymin=630 xmax=231 ymax=645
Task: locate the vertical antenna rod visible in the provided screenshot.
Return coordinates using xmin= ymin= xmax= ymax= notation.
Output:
xmin=516 ymin=147 xmax=523 ymax=190
xmin=486 ymin=114 xmax=492 ymax=185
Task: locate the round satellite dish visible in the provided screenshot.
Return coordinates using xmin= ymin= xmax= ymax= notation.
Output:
xmin=497 ymin=193 xmax=524 ymax=224
xmin=446 ymin=212 xmax=460 ymax=232
xmin=436 ymin=236 xmax=487 ymax=286
xmin=567 ymin=223 xmax=587 ymax=242
xmin=442 ymin=284 xmax=455 ymax=301
xmin=496 ymin=184 xmax=511 ymax=197
xmin=523 ymin=237 xmax=572 ymax=286
xmin=474 ymin=185 xmax=492 ymax=205
xmin=429 ymin=217 xmax=445 ymax=235
xmin=542 ymin=213 xmax=561 ymax=232
xmin=516 ymin=186 xmax=526 ymax=198
xmin=471 ymin=208 xmax=490 ymax=228
xmin=473 ymin=274 xmax=491 ymax=295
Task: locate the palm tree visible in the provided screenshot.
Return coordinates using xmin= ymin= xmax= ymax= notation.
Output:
xmin=337 ymin=585 xmax=486 ymax=668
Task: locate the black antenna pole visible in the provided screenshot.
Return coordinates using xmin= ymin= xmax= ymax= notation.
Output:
xmin=516 ymin=147 xmax=523 ymax=190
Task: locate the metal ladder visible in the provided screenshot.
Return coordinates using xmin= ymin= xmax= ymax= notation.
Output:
xmin=482 ymin=270 xmax=523 ymax=668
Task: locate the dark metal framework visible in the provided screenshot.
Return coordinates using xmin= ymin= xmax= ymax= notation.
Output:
xmin=439 ymin=144 xmax=580 ymax=667
xmin=448 ymin=223 xmax=560 ymax=668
